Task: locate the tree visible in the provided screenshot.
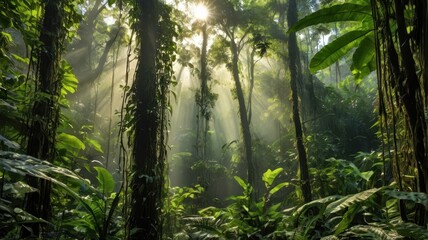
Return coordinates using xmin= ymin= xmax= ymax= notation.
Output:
xmin=128 ymin=0 xmax=160 ymax=238
xmin=287 ymin=0 xmax=312 ymax=203
xmin=22 ymin=0 xmax=70 ymax=236
xmin=372 ymin=0 xmax=427 ymax=224
xmin=127 ymin=1 xmax=175 ymax=239
xmin=211 ymin=0 xmax=264 ymax=198
xmin=289 ymin=0 xmax=428 ymax=222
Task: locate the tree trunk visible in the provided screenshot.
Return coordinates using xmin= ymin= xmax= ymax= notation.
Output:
xmin=287 ymin=0 xmax=312 ymax=203
xmin=128 ymin=0 xmax=162 ymax=239
xmin=22 ymin=0 xmax=65 ymax=237
xmin=230 ymin=39 xmax=258 ymax=198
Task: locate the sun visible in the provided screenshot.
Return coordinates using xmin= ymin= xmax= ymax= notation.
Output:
xmin=193 ymin=4 xmax=209 ymax=21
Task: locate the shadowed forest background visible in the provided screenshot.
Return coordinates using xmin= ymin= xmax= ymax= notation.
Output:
xmin=0 ymin=0 xmax=427 ymax=239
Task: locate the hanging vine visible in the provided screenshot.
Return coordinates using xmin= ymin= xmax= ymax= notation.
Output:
xmin=120 ymin=0 xmax=177 ymax=238
xmin=371 ymin=0 xmax=427 ymax=224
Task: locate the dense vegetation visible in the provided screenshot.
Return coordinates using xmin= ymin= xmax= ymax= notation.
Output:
xmin=0 ymin=0 xmax=427 ymax=239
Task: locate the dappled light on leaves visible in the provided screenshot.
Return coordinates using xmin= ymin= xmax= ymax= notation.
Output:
xmin=0 ymin=0 xmax=427 ymax=239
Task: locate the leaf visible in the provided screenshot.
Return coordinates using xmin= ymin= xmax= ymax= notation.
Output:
xmin=325 ymin=187 xmax=383 ymax=215
xmin=94 ymin=166 xmax=115 ymax=196
xmin=393 ymin=222 xmax=428 ymax=239
xmin=309 ymin=30 xmax=372 ymax=73
xmin=234 ymin=176 xmax=248 ymax=190
xmin=352 ymin=34 xmax=375 ymax=70
xmin=334 ymin=203 xmax=361 ymax=235
xmin=384 ymin=190 xmax=428 ymax=207
xmin=86 ymin=138 xmax=104 ymax=154
xmin=359 ymin=171 xmax=374 ymax=182
xmin=57 ymin=133 xmax=85 ymax=151
xmin=351 ymin=34 xmax=376 ymax=81
xmin=62 ymin=72 xmax=78 ymax=94
xmin=347 ymin=225 xmax=398 ymax=239
xmin=3 ymin=181 xmax=37 ymax=196
xmin=61 ymin=60 xmax=78 ymax=95
xmin=288 ymin=3 xmax=372 ymax=33
xmin=0 ymin=134 xmax=20 ymax=150
xmin=102 ymin=185 xmax=122 ymax=237
xmin=269 ymin=182 xmax=288 ymax=195
xmin=11 ymin=53 xmax=29 ymax=64
xmin=293 ymin=195 xmax=340 ymax=218
xmin=0 ymin=99 xmax=17 ymax=110
xmin=262 ymin=168 xmax=283 ymax=187
xmin=107 ymin=0 xmax=115 ymax=6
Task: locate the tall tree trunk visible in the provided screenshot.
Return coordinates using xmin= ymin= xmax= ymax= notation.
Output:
xmin=230 ymin=39 xmax=258 ymax=198
xmin=287 ymin=0 xmax=312 ymax=203
xmin=129 ymin=0 xmax=162 ymax=239
xmin=197 ymin=23 xmax=209 ymax=163
xmin=22 ymin=0 xmax=66 ymax=237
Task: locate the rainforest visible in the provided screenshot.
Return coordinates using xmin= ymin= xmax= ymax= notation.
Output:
xmin=0 ymin=0 xmax=427 ymax=239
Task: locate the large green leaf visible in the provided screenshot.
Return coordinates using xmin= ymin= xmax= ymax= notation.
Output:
xmin=309 ymin=30 xmax=372 ymax=73
xmin=385 ymin=190 xmax=428 ymax=206
xmin=94 ymin=166 xmax=115 ymax=196
xmin=288 ymin=3 xmax=372 ymax=33
xmin=351 ymin=33 xmax=376 ymax=81
xmin=334 ymin=203 xmax=361 ymax=235
xmin=57 ymin=132 xmax=85 ymax=151
xmin=269 ymin=182 xmax=288 ymax=195
xmin=262 ymin=168 xmax=283 ymax=187
xmin=325 ymin=187 xmax=383 ymax=215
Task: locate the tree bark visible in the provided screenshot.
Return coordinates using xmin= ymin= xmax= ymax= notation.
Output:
xmin=128 ymin=0 xmax=162 ymax=239
xmin=23 ymin=0 xmax=65 ymax=237
xmin=287 ymin=0 xmax=312 ymax=203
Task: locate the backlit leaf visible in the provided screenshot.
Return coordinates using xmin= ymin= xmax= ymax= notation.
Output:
xmin=234 ymin=176 xmax=247 ymax=190
xmin=94 ymin=166 xmax=115 ymax=196
xmin=288 ymin=3 xmax=372 ymax=33
xmin=262 ymin=168 xmax=283 ymax=187
xmin=310 ymin=30 xmax=372 ymax=73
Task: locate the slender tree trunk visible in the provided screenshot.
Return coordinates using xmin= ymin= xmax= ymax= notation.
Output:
xmin=197 ymin=23 xmax=209 ymax=162
xmin=230 ymin=39 xmax=258 ymax=198
xmin=287 ymin=0 xmax=312 ymax=203
xmin=196 ymin=23 xmax=210 ymax=186
xmin=22 ymin=0 xmax=66 ymax=237
xmin=129 ymin=0 xmax=162 ymax=239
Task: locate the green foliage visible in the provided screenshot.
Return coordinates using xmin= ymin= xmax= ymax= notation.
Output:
xmin=309 ymin=30 xmax=372 ymax=73
xmin=183 ymin=168 xmax=288 ymax=239
xmin=289 ymin=1 xmax=375 ymax=81
xmin=164 ymin=185 xmax=205 ymax=238
xmin=310 ymin=157 xmax=376 ymax=196
xmin=0 ymin=150 xmax=123 ymax=239
xmin=288 ymin=3 xmax=372 ymax=33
